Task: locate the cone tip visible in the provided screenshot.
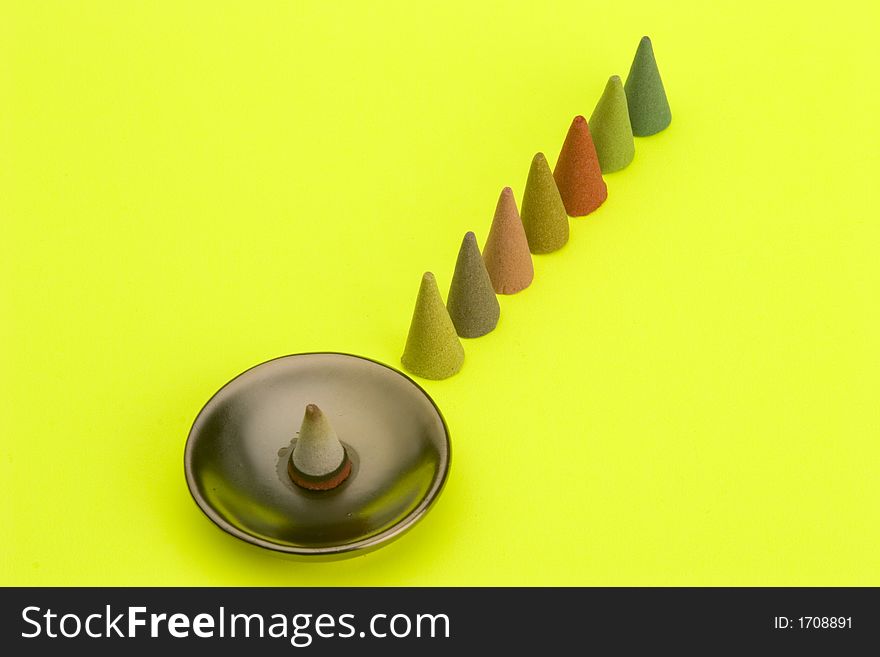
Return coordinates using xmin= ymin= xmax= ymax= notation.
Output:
xmin=464 ymin=230 xmax=477 ymax=243
xmin=609 ymin=74 xmax=622 ymax=85
xmin=501 ymin=186 xmax=512 ymax=196
xmin=421 ymin=271 xmax=436 ymax=284
xmin=573 ymin=114 xmax=587 ymax=124
xmin=532 ymin=151 xmax=547 ymax=164
xmin=641 ymin=35 xmax=652 ymax=44
xmin=305 ymin=403 xmax=321 ymax=417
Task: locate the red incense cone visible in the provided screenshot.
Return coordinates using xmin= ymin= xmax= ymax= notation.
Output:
xmin=553 ymin=115 xmax=607 ymax=216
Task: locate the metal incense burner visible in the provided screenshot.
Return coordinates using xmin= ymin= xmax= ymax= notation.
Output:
xmin=184 ymin=352 xmax=450 ymax=559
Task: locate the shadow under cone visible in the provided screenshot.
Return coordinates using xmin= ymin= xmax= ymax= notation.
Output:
xmin=401 ymin=272 xmax=464 ymax=379
xmin=553 ymin=115 xmax=607 ymax=216
xmin=589 ymin=75 xmax=635 ymax=173
xmin=483 ymin=187 xmax=534 ymax=294
xmin=625 ymin=36 xmax=671 ymax=136
xmin=447 ymin=232 xmax=500 ymax=338
xmin=521 ymin=152 xmax=569 ymax=254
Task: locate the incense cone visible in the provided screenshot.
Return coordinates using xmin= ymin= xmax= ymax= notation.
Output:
xmin=553 ymin=116 xmax=607 ymax=216
xmin=482 ymin=187 xmax=534 ymax=294
xmin=625 ymin=36 xmax=671 ymax=136
xmin=401 ymin=272 xmax=465 ymax=379
xmin=520 ymin=152 xmax=569 ymax=254
xmin=447 ymin=232 xmax=500 ymax=338
xmin=589 ymin=75 xmax=635 ymax=173
xmin=288 ymin=403 xmax=352 ymax=491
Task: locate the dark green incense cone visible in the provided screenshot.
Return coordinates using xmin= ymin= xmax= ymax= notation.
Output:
xmin=447 ymin=232 xmax=500 ymax=338
xmin=589 ymin=75 xmax=635 ymax=173
xmin=401 ymin=272 xmax=465 ymax=379
xmin=624 ymin=36 xmax=671 ymax=136
xmin=520 ymin=152 xmax=569 ymax=254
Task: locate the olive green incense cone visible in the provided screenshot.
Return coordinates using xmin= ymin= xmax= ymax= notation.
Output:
xmin=520 ymin=153 xmax=569 ymax=254
xmin=447 ymin=232 xmax=500 ymax=338
xmin=589 ymin=75 xmax=635 ymax=173
xmin=401 ymin=272 xmax=464 ymax=379
xmin=482 ymin=187 xmax=534 ymax=294
xmin=624 ymin=36 xmax=671 ymax=136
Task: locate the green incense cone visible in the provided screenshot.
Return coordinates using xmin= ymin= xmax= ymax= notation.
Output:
xmin=447 ymin=232 xmax=500 ymax=338
xmin=624 ymin=36 xmax=671 ymax=136
xmin=520 ymin=152 xmax=569 ymax=254
xmin=589 ymin=75 xmax=635 ymax=173
xmin=401 ymin=272 xmax=465 ymax=380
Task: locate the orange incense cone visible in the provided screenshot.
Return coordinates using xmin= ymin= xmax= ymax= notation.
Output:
xmin=553 ymin=116 xmax=607 ymax=216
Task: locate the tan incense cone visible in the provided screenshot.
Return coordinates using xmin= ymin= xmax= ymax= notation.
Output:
xmin=482 ymin=187 xmax=534 ymax=294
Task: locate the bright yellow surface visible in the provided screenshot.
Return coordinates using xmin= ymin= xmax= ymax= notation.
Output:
xmin=2 ymin=1 xmax=878 ymax=586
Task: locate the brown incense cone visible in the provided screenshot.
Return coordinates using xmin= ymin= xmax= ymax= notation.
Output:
xmin=401 ymin=272 xmax=465 ymax=379
xmin=482 ymin=187 xmax=534 ymax=294
xmin=553 ymin=116 xmax=608 ymax=216
xmin=288 ymin=403 xmax=352 ymax=491
xmin=447 ymin=232 xmax=500 ymax=338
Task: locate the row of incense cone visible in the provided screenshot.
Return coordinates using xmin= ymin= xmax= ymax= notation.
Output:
xmin=402 ymin=36 xmax=671 ymax=380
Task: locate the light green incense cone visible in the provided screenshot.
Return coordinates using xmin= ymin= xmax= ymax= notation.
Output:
xmin=624 ymin=36 xmax=671 ymax=136
xmin=401 ymin=272 xmax=464 ymax=379
xmin=520 ymin=152 xmax=569 ymax=254
xmin=447 ymin=232 xmax=500 ymax=338
xmin=589 ymin=75 xmax=635 ymax=173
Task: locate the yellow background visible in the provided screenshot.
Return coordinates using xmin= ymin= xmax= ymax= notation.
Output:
xmin=2 ymin=1 xmax=878 ymax=586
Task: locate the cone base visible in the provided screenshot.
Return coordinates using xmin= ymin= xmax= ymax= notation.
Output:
xmin=563 ymin=187 xmax=608 ymax=217
xmin=529 ymin=238 xmax=568 ymax=255
xmin=599 ymin=156 xmax=634 ymax=174
xmin=631 ymin=116 xmax=671 ymax=137
xmin=400 ymin=354 xmax=463 ymax=381
xmin=494 ymin=277 xmax=532 ymax=295
xmin=455 ymin=317 xmax=498 ymax=339
xmin=288 ymin=452 xmax=352 ymax=491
